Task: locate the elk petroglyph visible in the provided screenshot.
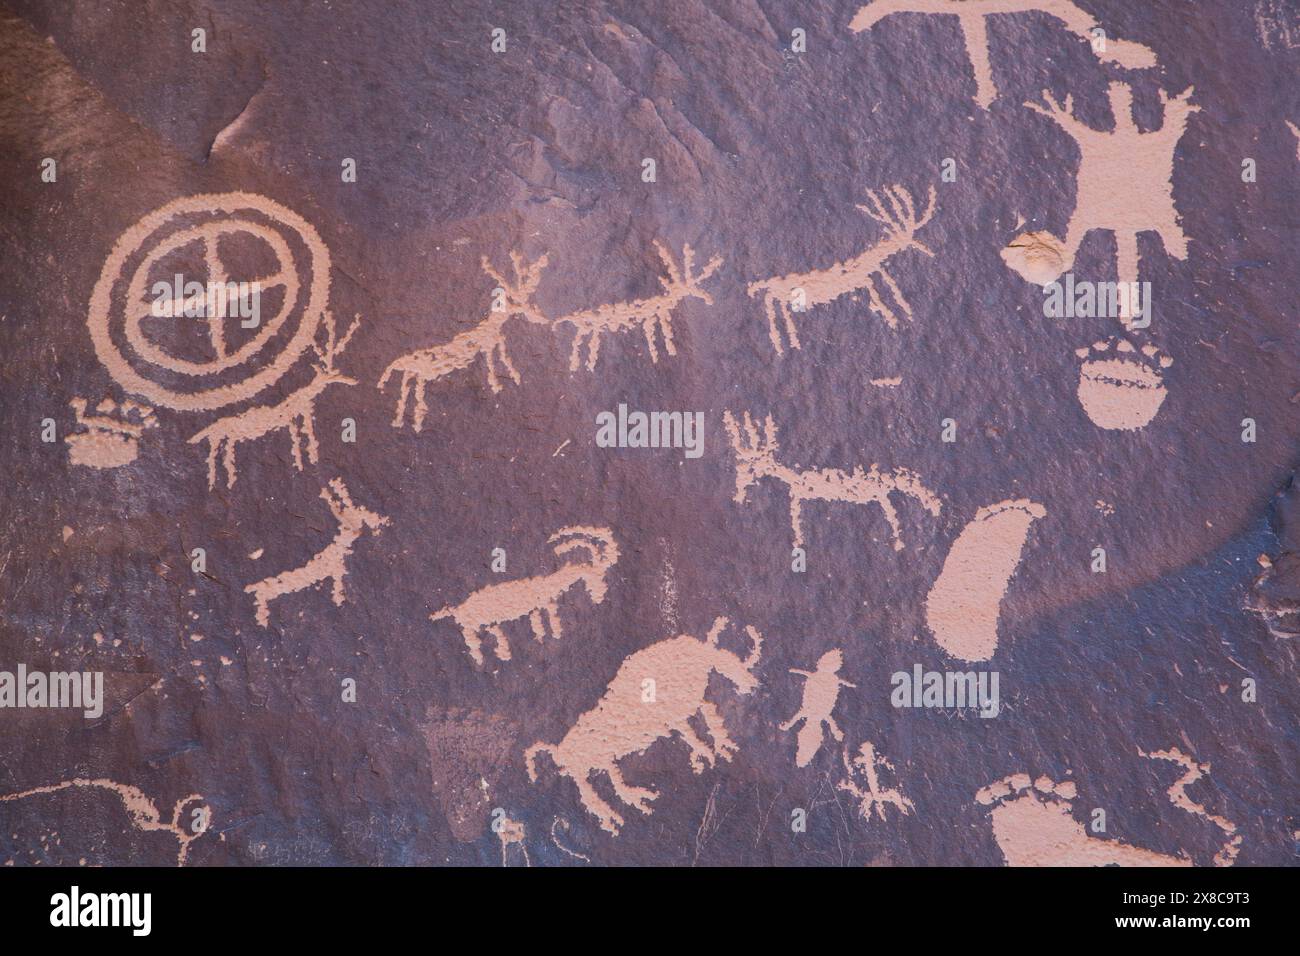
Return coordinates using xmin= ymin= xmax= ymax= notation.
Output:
xmin=245 ymin=478 xmax=389 ymax=627
xmin=554 ymin=242 xmax=722 ymax=371
xmin=188 ymin=311 xmax=359 ymax=488
xmin=748 ymin=184 xmax=936 ymax=354
xmin=838 ymin=741 xmax=914 ymax=822
xmin=525 ymin=617 xmax=762 ymax=835
xmin=725 ymin=410 xmax=942 ymax=550
xmin=781 ymin=649 xmax=855 ymax=767
xmin=380 ymin=252 xmax=549 ymax=431
xmin=430 ymin=527 xmax=619 ymax=665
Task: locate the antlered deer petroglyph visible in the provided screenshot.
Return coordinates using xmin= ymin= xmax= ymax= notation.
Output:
xmin=380 ymin=252 xmax=549 ymax=431
xmin=554 ymin=242 xmax=722 ymax=371
xmin=725 ymin=410 xmax=942 ymax=550
xmin=849 ymin=1 xmax=1157 ymax=108
xmin=781 ymin=649 xmax=855 ymax=767
xmin=188 ymin=311 xmax=360 ymax=488
xmin=748 ymin=184 xmax=936 ymax=354
xmin=245 ymin=478 xmax=389 ymax=627
xmin=1142 ymin=746 xmax=1241 ymax=866
xmin=525 ymin=617 xmax=762 ymax=835
xmin=66 ymin=397 xmax=157 ymax=469
xmin=838 ymin=741 xmax=914 ymax=822
xmin=429 ymin=527 xmax=619 ymax=665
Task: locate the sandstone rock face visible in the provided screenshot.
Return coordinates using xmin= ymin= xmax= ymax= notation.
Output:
xmin=0 ymin=1 xmax=1295 ymax=866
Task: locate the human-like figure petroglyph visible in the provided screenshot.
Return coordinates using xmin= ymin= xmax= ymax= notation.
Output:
xmin=0 ymin=778 xmax=209 ymax=867
xmin=380 ymin=253 xmax=548 ymax=431
xmin=926 ymin=498 xmax=1044 ymax=661
xmin=849 ymin=1 xmax=1157 ymax=109
xmin=554 ymin=242 xmax=722 ymax=371
xmin=780 ymin=649 xmax=855 ymax=767
xmin=430 ymin=527 xmax=619 ymax=665
xmin=838 ymin=741 xmax=914 ymax=822
xmin=525 ymin=617 xmax=762 ymax=835
xmin=245 ymin=478 xmax=389 ymax=627
xmin=188 ymin=311 xmax=360 ymax=488
xmin=88 ymin=193 xmax=332 ymax=413
xmin=748 ymin=185 xmax=936 ymax=354
xmin=725 ymin=410 xmax=942 ymax=550
xmin=976 ymin=773 xmax=1191 ymax=866
xmin=66 ymin=397 xmax=157 ymax=469
xmin=1074 ymin=337 xmax=1173 ymax=431
xmin=1003 ymin=83 xmax=1199 ymax=325
xmin=1141 ymin=747 xmax=1241 ymax=867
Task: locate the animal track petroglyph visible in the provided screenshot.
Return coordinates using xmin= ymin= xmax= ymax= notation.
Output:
xmin=976 ymin=773 xmax=1191 ymax=866
xmin=66 ymin=397 xmax=157 ymax=469
xmin=1142 ymin=746 xmax=1241 ymax=866
xmin=430 ymin=527 xmax=619 ymax=665
xmin=380 ymin=252 xmax=548 ymax=430
xmin=725 ymin=410 xmax=942 ymax=550
xmin=926 ymin=499 xmax=1045 ymax=661
xmin=1075 ymin=337 xmax=1173 ymax=431
xmin=0 ymin=779 xmax=208 ymax=867
xmin=748 ymin=184 xmax=935 ymax=354
xmin=838 ymin=741 xmax=914 ymax=822
xmin=1004 ymin=83 xmax=1199 ymax=326
xmin=849 ymin=1 xmax=1157 ymax=109
xmin=554 ymin=243 xmax=721 ymax=371
xmin=780 ymin=649 xmax=855 ymax=767
xmin=525 ymin=617 xmax=762 ymax=835
xmin=189 ymin=311 xmax=360 ymax=488
xmin=245 ymin=478 xmax=388 ymax=627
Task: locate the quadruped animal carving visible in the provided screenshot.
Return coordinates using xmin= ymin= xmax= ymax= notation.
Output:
xmin=525 ymin=617 xmax=762 ymax=835
xmin=838 ymin=741 xmax=914 ymax=822
xmin=430 ymin=527 xmax=619 ymax=665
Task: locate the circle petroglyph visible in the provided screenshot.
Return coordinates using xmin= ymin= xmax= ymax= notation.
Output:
xmin=88 ymin=192 xmax=331 ymax=412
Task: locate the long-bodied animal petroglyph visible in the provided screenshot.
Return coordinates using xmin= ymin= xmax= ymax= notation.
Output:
xmin=838 ymin=741 xmax=914 ymax=822
xmin=430 ymin=527 xmax=619 ymax=665
xmin=66 ymin=397 xmax=156 ymax=469
xmin=1141 ymin=747 xmax=1241 ymax=866
xmin=725 ymin=410 xmax=942 ymax=550
xmin=1003 ymin=83 xmax=1199 ymax=325
xmin=245 ymin=478 xmax=388 ymax=627
xmin=0 ymin=778 xmax=208 ymax=866
xmin=925 ymin=498 xmax=1044 ymax=661
xmin=554 ymin=243 xmax=722 ymax=371
xmin=849 ymin=1 xmax=1157 ymax=109
xmin=781 ymin=649 xmax=855 ymax=767
xmin=976 ymin=773 xmax=1191 ymax=866
xmin=380 ymin=252 xmax=548 ymax=431
xmin=748 ymin=185 xmax=936 ymax=354
xmin=1074 ymin=337 xmax=1173 ymax=431
xmin=525 ymin=616 xmax=762 ymax=835
xmin=188 ymin=311 xmax=360 ymax=488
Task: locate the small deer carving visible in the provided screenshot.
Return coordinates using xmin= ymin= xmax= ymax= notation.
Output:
xmin=554 ymin=242 xmax=722 ymax=371
xmin=748 ymin=184 xmax=935 ymax=354
xmin=724 ymin=410 xmax=942 ymax=550
xmin=245 ymin=478 xmax=389 ymax=627
xmin=188 ymin=311 xmax=359 ymax=488
xmin=837 ymin=741 xmax=914 ymax=822
xmin=380 ymin=252 xmax=549 ymax=431
xmin=430 ymin=527 xmax=619 ymax=665
xmin=526 ymin=617 xmax=762 ymax=835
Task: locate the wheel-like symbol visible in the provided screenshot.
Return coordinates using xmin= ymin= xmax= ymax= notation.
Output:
xmin=87 ymin=192 xmax=332 ymax=412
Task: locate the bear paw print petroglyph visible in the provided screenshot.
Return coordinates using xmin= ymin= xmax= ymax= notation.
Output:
xmin=65 ymin=397 xmax=157 ymax=469
xmin=838 ymin=741 xmax=914 ymax=823
xmin=781 ymin=649 xmax=855 ymax=767
xmin=850 ymin=1 xmax=1157 ymax=109
xmin=725 ymin=410 xmax=942 ymax=550
xmin=748 ymin=184 xmax=936 ymax=354
xmin=429 ymin=527 xmax=619 ymax=665
xmin=525 ymin=617 xmax=761 ymax=835
xmin=1075 ymin=338 xmax=1173 ymax=431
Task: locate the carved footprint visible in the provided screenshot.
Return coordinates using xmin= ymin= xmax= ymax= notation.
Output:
xmin=975 ymin=773 xmax=1191 ymax=867
xmin=1075 ymin=338 xmax=1173 ymax=431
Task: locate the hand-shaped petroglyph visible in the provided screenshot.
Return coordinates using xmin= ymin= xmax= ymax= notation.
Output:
xmin=430 ymin=527 xmax=619 ymax=665
xmin=837 ymin=741 xmax=914 ymax=822
xmin=380 ymin=252 xmax=549 ymax=430
xmin=554 ymin=243 xmax=722 ymax=371
xmin=780 ymin=649 xmax=855 ymax=767
xmin=525 ymin=617 xmax=762 ymax=835
xmin=748 ymin=184 xmax=935 ymax=354
xmin=245 ymin=478 xmax=388 ymax=627
xmin=189 ymin=311 xmax=360 ymax=488
xmin=849 ymin=1 xmax=1157 ymax=108
xmin=66 ymin=397 xmax=157 ymax=469
xmin=725 ymin=410 xmax=941 ymax=550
